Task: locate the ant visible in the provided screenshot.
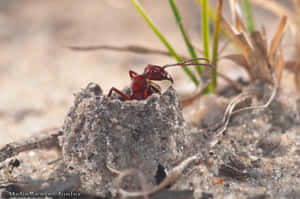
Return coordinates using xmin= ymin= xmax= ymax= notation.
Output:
xmin=107 ymin=58 xmax=213 ymax=100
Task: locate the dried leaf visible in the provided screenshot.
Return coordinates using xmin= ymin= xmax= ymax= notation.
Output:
xmin=235 ymin=14 xmax=247 ymax=33
xmin=249 ymin=31 xmax=272 ymax=82
xmin=229 ymin=0 xmax=237 ymax=26
xmin=251 ymin=0 xmax=296 ymax=36
xmin=221 ymin=17 xmax=251 ymax=58
xmin=229 ymin=0 xmax=247 ymax=33
xmin=293 ymin=0 xmax=300 ymax=91
xmin=275 ymin=46 xmax=284 ymax=83
xmin=261 ymin=26 xmax=268 ymax=50
xmin=290 ymin=60 xmax=300 ymax=91
xmin=294 ymin=0 xmax=300 ymax=58
xmin=268 ymin=16 xmax=287 ymax=62
xmin=251 ymin=31 xmax=267 ymax=57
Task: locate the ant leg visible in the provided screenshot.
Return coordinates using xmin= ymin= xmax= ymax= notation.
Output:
xmin=129 ymin=70 xmax=138 ymax=79
xmin=107 ymin=87 xmax=131 ymax=100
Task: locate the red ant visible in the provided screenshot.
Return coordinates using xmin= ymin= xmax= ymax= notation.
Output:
xmin=108 ymin=58 xmax=213 ymax=100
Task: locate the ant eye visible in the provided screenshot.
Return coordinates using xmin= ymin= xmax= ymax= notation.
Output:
xmin=151 ymin=70 xmax=157 ymax=75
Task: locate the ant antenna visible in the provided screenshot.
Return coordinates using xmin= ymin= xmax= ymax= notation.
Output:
xmin=162 ymin=58 xmax=214 ymax=69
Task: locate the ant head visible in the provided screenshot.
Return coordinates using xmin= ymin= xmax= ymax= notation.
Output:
xmin=144 ymin=65 xmax=173 ymax=83
xmin=144 ymin=58 xmax=213 ymax=84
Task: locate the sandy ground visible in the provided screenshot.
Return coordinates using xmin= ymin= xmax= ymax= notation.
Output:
xmin=0 ymin=1 xmax=300 ymax=198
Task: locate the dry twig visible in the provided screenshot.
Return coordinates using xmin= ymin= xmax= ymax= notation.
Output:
xmin=107 ymin=154 xmax=200 ymax=198
xmin=69 ymin=45 xmax=172 ymax=56
xmin=0 ymin=128 xmax=61 ymax=163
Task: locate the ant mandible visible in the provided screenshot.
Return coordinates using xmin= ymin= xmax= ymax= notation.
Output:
xmin=108 ymin=58 xmax=213 ymax=100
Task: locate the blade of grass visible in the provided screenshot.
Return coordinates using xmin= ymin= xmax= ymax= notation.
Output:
xmin=130 ymin=0 xmax=199 ymax=86
xmin=200 ymin=0 xmax=210 ymax=60
xmin=197 ymin=0 xmax=212 ymax=93
xmin=197 ymin=0 xmax=216 ymax=22
xmin=210 ymin=0 xmax=223 ymax=92
xmin=196 ymin=0 xmax=230 ymax=41
xmin=169 ymin=0 xmax=203 ymax=75
xmin=242 ymin=0 xmax=255 ymax=32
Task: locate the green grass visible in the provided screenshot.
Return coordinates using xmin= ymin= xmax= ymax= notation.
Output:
xmin=196 ymin=0 xmax=214 ymax=93
xmin=242 ymin=0 xmax=255 ymax=32
xmin=200 ymin=0 xmax=210 ymax=61
xmin=168 ymin=0 xmax=203 ymax=75
xmin=130 ymin=0 xmax=199 ymax=86
xmin=211 ymin=0 xmax=223 ymax=92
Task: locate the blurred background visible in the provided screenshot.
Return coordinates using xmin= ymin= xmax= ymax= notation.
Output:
xmin=0 ymin=0 xmax=294 ymax=146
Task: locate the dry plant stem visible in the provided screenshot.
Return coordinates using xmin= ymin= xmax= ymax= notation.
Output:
xmin=229 ymin=0 xmax=237 ymax=27
xmin=107 ymin=154 xmax=200 ymax=198
xmin=208 ymin=92 xmax=258 ymax=148
xmin=209 ymin=63 xmax=278 ymax=148
xmin=220 ymin=17 xmax=251 ymax=59
xmin=199 ymin=92 xmax=255 ymax=138
xmin=68 ymin=45 xmax=172 ymax=56
xmin=268 ymin=16 xmax=287 ymax=61
xmin=275 ymin=46 xmax=284 ymax=84
xmin=229 ymin=0 xmax=247 ymax=33
xmin=0 ymin=128 xmax=61 ymax=163
xmin=232 ymin=64 xmax=279 ymax=114
xmin=251 ymin=0 xmax=296 ymax=35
